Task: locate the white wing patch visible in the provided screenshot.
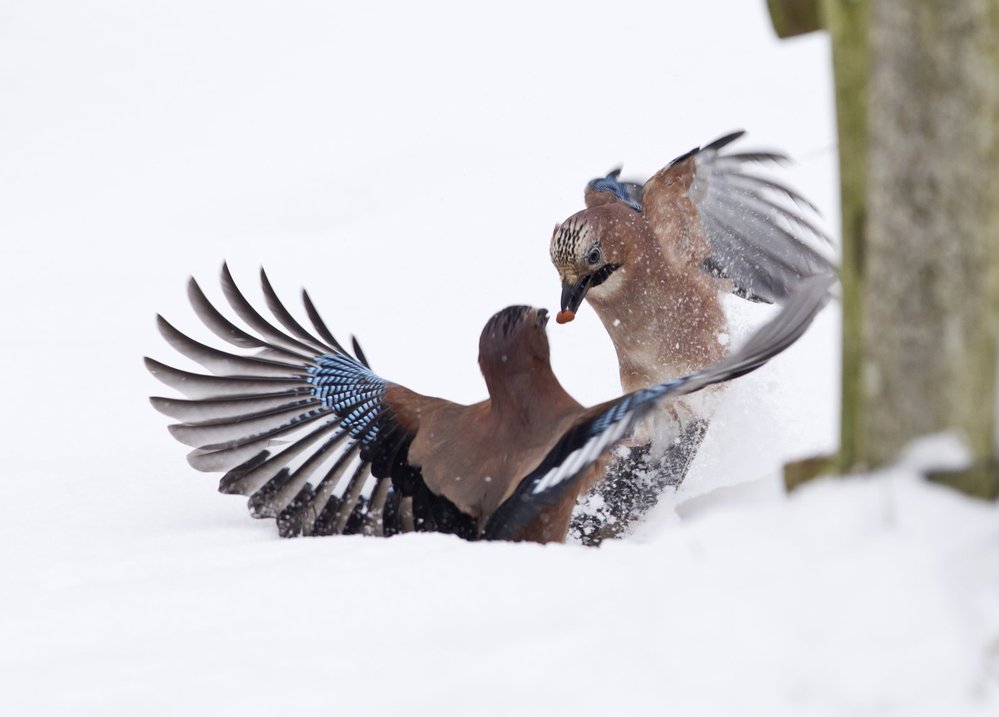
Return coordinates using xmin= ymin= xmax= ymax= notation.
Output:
xmin=531 ymin=417 xmax=632 ymax=495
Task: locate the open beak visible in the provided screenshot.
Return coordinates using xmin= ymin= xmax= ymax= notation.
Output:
xmin=557 ymin=275 xmax=591 ymax=324
xmin=535 ymin=308 xmax=550 ymax=328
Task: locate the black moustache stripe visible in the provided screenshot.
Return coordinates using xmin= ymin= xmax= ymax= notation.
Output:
xmin=588 ymin=263 xmax=621 ymax=288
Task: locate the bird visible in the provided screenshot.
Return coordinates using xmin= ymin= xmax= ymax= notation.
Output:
xmin=551 ymin=129 xmax=833 ymax=383
xmin=549 ymin=131 xmax=836 ymax=541
xmin=146 ymin=265 xmax=832 ymax=544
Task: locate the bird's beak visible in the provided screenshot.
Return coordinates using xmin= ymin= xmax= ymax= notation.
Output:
xmin=557 ymin=275 xmax=591 ymax=324
xmin=536 ymin=308 xmax=550 ymax=328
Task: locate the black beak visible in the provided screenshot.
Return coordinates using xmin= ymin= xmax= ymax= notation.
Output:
xmin=536 ymin=308 xmax=549 ymax=328
xmin=560 ymin=275 xmax=592 ymax=315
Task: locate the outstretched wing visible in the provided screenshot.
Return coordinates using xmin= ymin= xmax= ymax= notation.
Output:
xmin=147 ymin=264 xmax=476 ymax=539
xmin=592 ymin=131 xmax=834 ymax=303
xmin=483 ymin=272 xmax=835 ymax=540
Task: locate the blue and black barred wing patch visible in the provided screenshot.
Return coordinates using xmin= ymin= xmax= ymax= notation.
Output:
xmin=586 ymin=168 xmax=644 ymax=212
xmin=308 ymin=354 xmax=386 ymax=441
xmin=147 ymin=263 xmax=471 ymax=539
xmin=483 ymin=273 xmax=833 ymax=541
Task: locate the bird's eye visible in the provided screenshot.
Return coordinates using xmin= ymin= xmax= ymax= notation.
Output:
xmin=587 ymin=247 xmax=601 ymax=265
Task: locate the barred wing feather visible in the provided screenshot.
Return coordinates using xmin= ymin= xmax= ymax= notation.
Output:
xmin=147 ymin=264 xmax=473 ymax=539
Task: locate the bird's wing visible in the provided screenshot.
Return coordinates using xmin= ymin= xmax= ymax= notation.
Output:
xmin=641 ymin=130 xmax=834 ymax=303
xmin=147 ymin=264 xmax=476 ymax=539
xmin=483 ymin=272 xmax=834 ymax=540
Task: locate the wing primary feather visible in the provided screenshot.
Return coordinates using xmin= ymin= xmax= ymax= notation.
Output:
xmin=301 ymin=288 xmax=350 ymax=355
xmin=219 ymin=263 xmax=323 ymax=358
xmin=706 ymin=196 xmax=827 ymax=269
xmin=245 ymin=468 xmax=292 ymax=518
xmin=149 ymin=390 xmax=314 ymax=422
xmin=244 ymin=425 xmax=352 ymax=512
xmin=351 ymin=336 xmax=371 ymax=369
xmin=215 ymin=450 xmax=271 ymax=496
xmin=699 ymin=214 xmax=790 ymax=301
xmin=669 ymin=145 xmax=699 ymax=167
xmin=187 ymin=277 xmax=268 ymax=351
xmin=702 ymin=129 xmax=746 ymax=152
xmin=382 ymin=490 xmax=404 ymax=536
xmin=699 ymin=257 xmax=772 ymax=303
xmin=714 ymin=180 xmax=833 ymax=246
xmin=167 ymin=401 xmax=326 ymax=448
xmin=332 ymin=461 xmax=372 ymax=534
xmin=156 ymin=315 xmax=308 ymax=376
xmin=669 ymin=131 xmax=747 ymax=169
xmin=187 ymin=277 xmax=314 ymax=362
xmin=220 ymin=420 xmax=344 ymax=496
xmin=299 ymin=443 xmax=364 ymax=534
xmin=342 ymin=496 xmax=374 ymax=535
xmin=712 ymin=150 xmax=789 ymax=165
xmin=709 ymin=194 xmax=833 ymax=273
xmin=365 ymin=478 xmax=392 ymax=536
xmin=724 ymin=171 xmax=824 ymax=216
xmin=144 ymin=358 xmax=304 ymax=399
xmin=277 ymin=483 xmax=317 ymax=538
xmin=258 ymin=267 xmax=337 ymax=355
xmin=186 ymin=411 xmax=331 ymax=472
xmin=311 ymin=494 xmax=344 ymax=536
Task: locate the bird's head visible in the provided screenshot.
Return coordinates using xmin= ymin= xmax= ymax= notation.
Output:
xmin=549 ymin=205 xmax=633 ymax=323
xmin=478 ymin=305 xmax=552 ymax=376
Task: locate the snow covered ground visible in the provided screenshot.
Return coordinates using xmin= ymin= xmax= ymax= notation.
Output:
xmin=1 ymin=1 xmax=996 ymax=715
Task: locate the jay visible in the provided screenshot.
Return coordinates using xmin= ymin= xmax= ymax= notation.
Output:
xmin=147 ymin=266 xmax=832 ymax=544
xmin=549 ymin=131 xmax=835 ymax=542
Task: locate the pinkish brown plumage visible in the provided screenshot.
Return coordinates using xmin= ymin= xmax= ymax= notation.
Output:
xmin=147 ymin=265 xmax=832 ymax=544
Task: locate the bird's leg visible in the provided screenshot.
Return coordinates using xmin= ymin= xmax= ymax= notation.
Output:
xmin=569 ymin=418 xmax=709 ymax=546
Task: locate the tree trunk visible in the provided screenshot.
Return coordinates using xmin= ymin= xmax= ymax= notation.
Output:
xmin=771 ymin=0 xmax=999 ymax=497
xmin=860 ymin=1 xmax=999 ymax=496
xmin=821 ymin=0 xmax=870 ymax=475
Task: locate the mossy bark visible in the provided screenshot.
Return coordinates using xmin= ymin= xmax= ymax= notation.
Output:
xmin=821 ymin=0 xmax=871 ymax=474
xmin=774 ymin=0 xmax=999 ymax=498
xmin=861 ymin=1 xmax=999 ymax=495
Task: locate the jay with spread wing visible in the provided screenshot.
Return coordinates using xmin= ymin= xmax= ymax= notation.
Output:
xmin=147 ymin=265 xmax=832 ymax=544
xmin=549 ymin=131 xmax=836 ymax=542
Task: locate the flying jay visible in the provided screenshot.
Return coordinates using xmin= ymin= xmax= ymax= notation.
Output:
xmin=146 ymin=265 xmax=832 ymax=544
xmin=549 ymin=131 xmax=835 ymax=541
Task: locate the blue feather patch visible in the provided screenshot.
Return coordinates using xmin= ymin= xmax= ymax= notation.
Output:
xmin=587 ymin=170 xmax=643 ymax=212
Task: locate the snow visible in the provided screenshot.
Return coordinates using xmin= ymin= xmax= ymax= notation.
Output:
xmin=1 ymin=1 xmax=997 ymax=715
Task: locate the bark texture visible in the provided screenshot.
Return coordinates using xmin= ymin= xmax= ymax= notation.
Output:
xmin=771 ymin=1 xmax=999 ymax=496
xmin=862 ymin=1 xmax=999 ymax=487
xmin=822 ymin=0 xmax=871 ymax=473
